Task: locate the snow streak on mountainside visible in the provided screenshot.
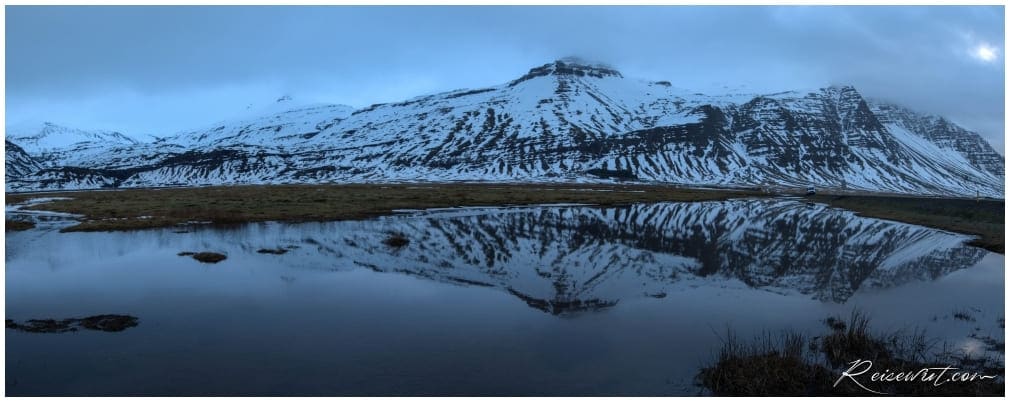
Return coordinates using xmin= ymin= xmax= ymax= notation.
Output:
xmin=6 ymin=122 xmax=139 ymax=168
xmin=5 ymin=58 xmax=1004 ymax=197
xmin=5 ymin=141 xmax=42 ymax=179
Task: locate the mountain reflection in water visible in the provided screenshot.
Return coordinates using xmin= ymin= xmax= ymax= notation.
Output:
xmin=328 ymin=200 xmax=984 ymax=312
xmin=16 ymin=199 xmax=983 ymax=314
xmin=5 ymin=198 xmax=999 ymax=396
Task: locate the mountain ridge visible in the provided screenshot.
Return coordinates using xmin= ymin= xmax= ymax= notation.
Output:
xmin=5 ymin=58 xmax=1004 ymax=197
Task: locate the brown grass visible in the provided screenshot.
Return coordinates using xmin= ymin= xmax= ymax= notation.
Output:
xmin=697 ymin=311 xmax=1005 ymax=396
xmin=810 ymin=194 xmax=1004 ymax=253
xmin=819 ymin=311 xmax=895 ymax=367
xmin=698 ymin=331 xmax=834 ymax=396
xmin=5 ymin=185 xmax=1002 ymax=253
xmin=192 ymin=252 xmax=227 ymax=263
xmin=178 ymin=251 xmax=227 ymax=264
xmin=5 ymin=183 xmax=761 ymax=232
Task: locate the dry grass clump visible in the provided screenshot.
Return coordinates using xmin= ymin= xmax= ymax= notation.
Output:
xmin=697 ymin=331 xmax=833 ymax=396
xmin=697 ymin=311 xmax=1004 ymax=396
xmin=178 ymin=251 xmax=227 ymax=263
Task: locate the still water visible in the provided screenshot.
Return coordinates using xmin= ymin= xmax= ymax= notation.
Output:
xmin=5 ymin=199 xmax=1004 ymax=396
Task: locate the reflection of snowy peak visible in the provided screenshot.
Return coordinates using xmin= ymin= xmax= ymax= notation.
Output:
xmin=50 ymin=199 xmax=978 ymax=313
xmin=331 ymin=200 xmax=985 ymax=309
xmin=6 ymin=59 xmax=1004 ymax=197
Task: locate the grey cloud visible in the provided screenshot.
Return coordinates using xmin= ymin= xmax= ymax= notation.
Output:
xmin=5 ymin=5 xmax=1004 ymax=151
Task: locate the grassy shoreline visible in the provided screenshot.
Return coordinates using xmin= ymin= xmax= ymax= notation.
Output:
xmin=697 ymin=311 xmax=1004 ymax=396
xmin=4 ymin=183 xmax=761 ymax=232
xmin=5 ymin=184 xmax=1003 ymax=254
xmin=810 ymin=194 xmax=1004 ymax=253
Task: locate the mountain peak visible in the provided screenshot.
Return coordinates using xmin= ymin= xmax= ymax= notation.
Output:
xmin=509 ymin=57 xmax=623 ymax=87
xmin=6 ymin=120 xmax=138 ymax=154
xmin=554 ymin=56 xmax=614 ymax=68
xmin=824 ymin=84 xmax=862 ymax=97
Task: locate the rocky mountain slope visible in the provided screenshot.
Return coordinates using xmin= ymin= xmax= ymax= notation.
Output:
xmin=5 ymin=58 xmax=1004 ymax=197
xmin=5 ymin=141 xmax=43 ymax=179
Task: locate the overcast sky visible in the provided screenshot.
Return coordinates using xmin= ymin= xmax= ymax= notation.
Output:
xmin=6 ymin=5 xmax=1005 ymax=151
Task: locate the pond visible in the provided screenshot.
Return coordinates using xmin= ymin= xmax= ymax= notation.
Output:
xmin=5 ymin=198 xmax=1004 ymax=396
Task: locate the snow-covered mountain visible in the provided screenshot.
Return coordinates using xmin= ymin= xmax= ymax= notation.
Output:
xmin=6 ymin=121 xmax=139 ymax=167
xmin=5 ymin=58 xmax=1004 ymax=197
xmin=5 ymin=141 xmax=43 ymax=179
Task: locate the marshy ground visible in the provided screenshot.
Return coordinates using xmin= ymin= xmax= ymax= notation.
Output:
xmin=5 ymin=183 xmax=1003 ymax=253
xmin=811 ymin=194 xmax=1004 ymax=253
xmin=4 ymin=183 xmax=760 ymax=231
xmin=6 ymin=315 xmax=139 ymax=333
xmin=697 ymin=311 xmax=1005 ymax=396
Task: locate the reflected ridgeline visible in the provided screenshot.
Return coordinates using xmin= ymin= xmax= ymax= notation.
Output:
xmin=327 ymin=200 xmax=985 ymax=313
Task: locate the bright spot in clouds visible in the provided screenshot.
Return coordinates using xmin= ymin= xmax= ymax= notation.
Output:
xmin=973 ymin=43 xmax=998 ymax=62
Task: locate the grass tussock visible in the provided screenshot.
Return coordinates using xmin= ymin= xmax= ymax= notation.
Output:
xmin=192 ymin=252 xmax=227 ymax=263
xmin=952 ymin=309 xmax=978 ymax=322
xmin=819 ymin=311 xmax=897 ymax=367
xmin=697 ymin=311 xmax=1004 ymax=396
xmin=698 ymin=331 xmax=834 ymax=396
xmin=178 ymin=251 xmax=227 ymax=264
xmin=5 ymin=219 xmax=35 ymax=232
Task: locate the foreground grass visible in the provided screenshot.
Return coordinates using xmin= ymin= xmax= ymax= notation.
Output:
xmin=811 ymin=194 xmax=1004 ymax=254
xmin=697 ymin=311 xmax=1004 ymax=396
xmin=4 ymin=184 xmax=760 ymax=232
